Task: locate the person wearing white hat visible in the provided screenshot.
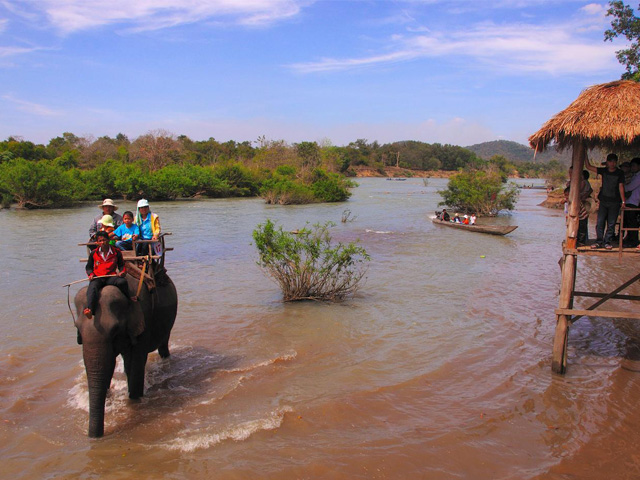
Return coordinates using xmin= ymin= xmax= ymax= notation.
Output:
xmin=135 ymin=199 xmax=161 ymax=256
xmin=89 ymin=199 xmax=123 ymax=240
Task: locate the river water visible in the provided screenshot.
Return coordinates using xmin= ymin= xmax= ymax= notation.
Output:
xmin=2 ymin=178 xmax=640 ymax=479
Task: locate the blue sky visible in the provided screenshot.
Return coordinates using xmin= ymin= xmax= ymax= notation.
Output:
xmin=0 ymin=0 xmax=631 ymax=147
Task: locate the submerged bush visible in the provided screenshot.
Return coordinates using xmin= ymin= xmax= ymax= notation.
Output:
xmin=253 ymin=219 xmax=370 ymax=301
xmin=213 ymin=162 xmax=261 ymax=196
xmin=309 ymin=168 xmax=353 ymax=202
xmin=438 ymin=169 xmax=519 ymax=216
xmin=260 ymin=166 xmax=353 ymax=204
xmin=260 ymin=177 xmax=316 ymax=205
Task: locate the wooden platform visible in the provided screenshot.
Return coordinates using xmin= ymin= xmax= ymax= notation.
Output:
xmin=564 ymin=242 xmax=640 ymax=258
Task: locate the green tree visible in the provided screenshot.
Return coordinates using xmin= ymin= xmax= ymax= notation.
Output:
xmin=438 ymin=169 xmax=519 ymax=216
xmin=253 ymin=220 xmax=370 ymax=301
xmin=0 ymin=158 xmax=81 ymax=208
xmin=296 ymin=141 xmax=321 ymax=170
xmin=309 ymin=168 xmax=353 ymax=202
xmin=487 ymin=154 xmax=516 ymax=182
xmin=605 ymin=1 xmax=640 ymax=80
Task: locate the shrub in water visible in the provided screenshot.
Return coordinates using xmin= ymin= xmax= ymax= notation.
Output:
xmin=253 ymin=219 xmax=370 ymax=301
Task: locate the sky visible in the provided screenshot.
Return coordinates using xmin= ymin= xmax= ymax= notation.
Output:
xmin=0 ymin=0 xmax=633 ymax=148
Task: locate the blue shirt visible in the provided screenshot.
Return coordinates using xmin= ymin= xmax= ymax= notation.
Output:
xmin=113 ymin=223 xmax=140 ymax=242
xmin=139 ymin=215 xmax=152 ymax=240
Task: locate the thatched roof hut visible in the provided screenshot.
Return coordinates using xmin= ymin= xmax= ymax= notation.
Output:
xmin=528 ymin=79 xmax=640 ymax=250
xmin=529 ymin=80 xmax=640 ymax=153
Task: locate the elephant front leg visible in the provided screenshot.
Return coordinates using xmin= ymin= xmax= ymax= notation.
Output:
xmin=158 ymin=341 xmax=170 ymax=358
xmin=123 ymin=349 xmax=148 ymax=399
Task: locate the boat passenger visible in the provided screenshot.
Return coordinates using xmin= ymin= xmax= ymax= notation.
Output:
xmin=470 ymin=214 xmax=477 ymax=225
xmin=89 ymin=199 xmax=123 ymax=241
xmin=453 ymin=213 xmax=461 ymax=223
xmin=440 ymin=209 xmax=450 ymax=222
xmin=462 ymin=215 xmax=469 ymax=225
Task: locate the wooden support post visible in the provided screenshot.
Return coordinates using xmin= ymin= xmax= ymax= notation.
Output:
xmin=553 ymin=252 xmax=577 ymax=374
xmin=552 ymin=140 xmax=585 ymax=374
xmin=565 ymin=142 xmax=585 ymax=249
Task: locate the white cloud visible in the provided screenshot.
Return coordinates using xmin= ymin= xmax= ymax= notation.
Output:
xmin=290 ymin=16 xmax=619 ymax=76
xmin=581 ymin=3 xmax=606 ymax=16
xmin=11 ymin=0 xmax=308 ymax=33
xmin=0 ymin=45 xmax=40 ymax=57
xmin=2 ymin=94 xmax=61 ymax=116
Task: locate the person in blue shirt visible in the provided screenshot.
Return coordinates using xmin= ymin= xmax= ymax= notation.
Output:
xmin=113 ymin=211 xmax=140 ymax=251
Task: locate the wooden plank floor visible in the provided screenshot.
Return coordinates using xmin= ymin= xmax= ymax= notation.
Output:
xmin=563 ymin=241 xmax=640 ymax=257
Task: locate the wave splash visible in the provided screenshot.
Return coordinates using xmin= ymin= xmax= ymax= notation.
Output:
xmin=161 ymin=406 xmax=293 ymax=452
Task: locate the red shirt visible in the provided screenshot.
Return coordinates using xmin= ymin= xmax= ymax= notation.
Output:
xmin=86 ymin=246 xmax=125 ymax=277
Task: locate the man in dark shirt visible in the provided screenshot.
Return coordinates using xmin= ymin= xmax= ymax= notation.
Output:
xmin=586 ymin=153 xmax=626 ymax=249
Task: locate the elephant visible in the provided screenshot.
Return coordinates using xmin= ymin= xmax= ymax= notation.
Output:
xmin=74 ymin=268 xmax=177 ymax=438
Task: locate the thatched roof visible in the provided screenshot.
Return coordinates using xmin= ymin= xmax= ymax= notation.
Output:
xmin=529 ymin=80 xmax=640 ymax=153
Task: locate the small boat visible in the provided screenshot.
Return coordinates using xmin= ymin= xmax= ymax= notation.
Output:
xmin=431 ymin=218 xmax=518 ymax=236
xmin=517 ymin=185 xmax=547 ymax=190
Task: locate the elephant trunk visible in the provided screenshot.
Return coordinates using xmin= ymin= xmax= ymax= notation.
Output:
xmin=83 ymin=342 xmax=116 ymax=438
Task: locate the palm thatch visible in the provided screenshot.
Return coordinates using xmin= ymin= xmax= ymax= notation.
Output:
xmin=529 ymin=80 xmax=640 ymax=153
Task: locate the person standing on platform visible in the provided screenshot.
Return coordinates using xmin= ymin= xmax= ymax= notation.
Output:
xmin=623 ymin=158 xmax=640 ymax=248
xmin=586 ymin=153 xmax=626 ymax=249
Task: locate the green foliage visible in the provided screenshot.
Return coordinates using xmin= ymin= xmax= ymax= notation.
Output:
xmin=253 ymin=219 xmax=370 ymax=301
xmin=295 ymin=141 xmax=321 ymax=169
xmin=260 ymin=177 xmax=316 ymax=205
xmin=310 ymin=168 xmax=353 ymax=202
xmin=260 ymin=167 xmax=352 ymax=204
xmin=438 ymin=169 xmax=520 ymax=216
xmin=545 ymin=168 xmax=570 ymax=191
xmin=275 ymin=164 xmax=297 ymax=176
xmin=84 ymin=159 xmax=128 ymax=198
xmin=53 ymin=150 xmax=80 ymax=169
xmin=213 ymin=162 xmax=261 ymax=196
xmin=0 ymin=158 xmax=82 ymax=208
xmin=487 ymin=155 xmax=516 ymax=182
xmin=605 ymin=1 xmax=640 ymax=80
xmin=0 ymin=138 xmax=50 ymax=161
xmin=112 ymin=162 xmax=149 ymax=199
xmin=148 ymin=164 xmax=231 ymax=199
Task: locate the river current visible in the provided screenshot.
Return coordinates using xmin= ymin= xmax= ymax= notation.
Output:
xmin=2 ymin=178 xmax=640 ymax=479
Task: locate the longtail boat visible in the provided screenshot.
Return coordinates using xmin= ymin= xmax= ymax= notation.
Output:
xmin=431 ymin=218 xmax=518 ymax=236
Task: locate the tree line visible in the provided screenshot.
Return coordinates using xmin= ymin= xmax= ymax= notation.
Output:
xmin=0 ymin=131 xmax=566 ymax=208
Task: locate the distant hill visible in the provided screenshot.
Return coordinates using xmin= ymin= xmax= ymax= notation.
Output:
xmin=465 ymin=140 xmax=573 ymax=164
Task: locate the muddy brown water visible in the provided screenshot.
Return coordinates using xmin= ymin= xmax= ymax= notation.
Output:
xmin=2 ymin=178 xmax=640 ymax=479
